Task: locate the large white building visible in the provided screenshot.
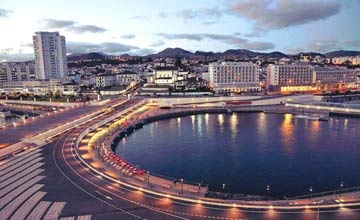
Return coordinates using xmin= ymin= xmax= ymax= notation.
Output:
xmin=332 ymin=56 xmax=360 ymax=65
xmin=33 ymin=32 xmax=68 ymax=80
xmin=154 ymin=67 xmax=179 ymax=87
xmin=3 ymin=79 xmax=60 ymax=95
xmin=208 ymin=62 xmax=260 ymax=93
xmin=95 ymin=74 xmax=115 ymax=88
xmin=0 ymin=62 xmax=36 ymax=88
xmin=267 ymin=64 xmax=315 ymax=92
xmin=115 ymin=71 xmax=139 ymax=86
xmin=313 ymin=67 xmax=359 ymax=90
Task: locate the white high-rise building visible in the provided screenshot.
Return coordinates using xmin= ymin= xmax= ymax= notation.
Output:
xmin=33 ymin=32 xmax=68 ymax=80
xmin=209 ymin=62 xmax=260 ymax=93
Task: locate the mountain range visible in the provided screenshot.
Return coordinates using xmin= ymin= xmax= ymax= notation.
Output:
xmin=67 ymin=48 xmax=360 ymax=61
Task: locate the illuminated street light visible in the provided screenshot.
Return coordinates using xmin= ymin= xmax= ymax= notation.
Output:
xmin=180 ymin=178 xmax=184 ymax=195
xmin=147 ymin=171 xmax=150 ymax=186
xmin=340 ymin=181 xmax=344 ymax=197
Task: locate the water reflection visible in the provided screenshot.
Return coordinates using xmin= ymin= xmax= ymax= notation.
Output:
xmin=230 ymin=113 xmax=238 ymax=140
xmin=309 ymin=120 xmax=320 ymax=142
xmin=218 ymin=114 xmax=224 ymax=133
xmin=149 ymin=123 xmax=155 ymax=137
xmin=177 ymin=117 xmax=181 ymax=136
xmin=197 ymin=115 xmax=203 ymax=137
xmin=257 ymin=113 xmax=267 ymax=139
xmin=191 ymin=115 xmax=196 ymax=135
xmin=205 ymin=114 xmax=210 ymax=134
xmin=257 ymin=113 xmax=268 ymax=154
xmin=344 ymin=118 xmax=348 ymax=130
xmin=205 ymin=113 xmax=209 ymax=126
xmin=280 ymin=114 xmax=294 ymax=156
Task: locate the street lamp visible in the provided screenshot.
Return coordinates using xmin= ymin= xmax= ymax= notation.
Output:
xmin=180 ymin=178 xmax=184 ymax=195
xmin=340 ymin=181 xmax=344 ymax=197
xmin=222 ymin=183 xmax=226 ymax=198
xmin=266 ymin=185 xmax=270 ymax=195
xmin=147 ymin=171 xmax=150 ymax=186
xmin=309 ymin=186 xmax=313 ymax=199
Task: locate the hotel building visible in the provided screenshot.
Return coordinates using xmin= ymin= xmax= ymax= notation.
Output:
xmin=33 ymin=32 xmax=68 ymax=80
xmin=208 ymin=62 xmax=260 ymax=93
xmin=0 ymin=62 xmax=36 ymax=88
xmin=313 ymin=67 xmax=359 ymax=90
xmin=267 ymin=64 xmax=315 ymax=92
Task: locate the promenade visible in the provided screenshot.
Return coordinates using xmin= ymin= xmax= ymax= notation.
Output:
xmin=73 ymin=102 xmax=360 ymax=210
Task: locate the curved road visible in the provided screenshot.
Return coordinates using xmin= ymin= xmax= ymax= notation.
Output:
xmin=48 ymin=104 xmax=360 ymax=219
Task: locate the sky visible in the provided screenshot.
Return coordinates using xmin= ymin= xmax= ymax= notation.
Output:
xmin=0 ymin=0 xmax=360 ymax=61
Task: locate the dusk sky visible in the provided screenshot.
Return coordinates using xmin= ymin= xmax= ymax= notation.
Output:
xmin=1 ymin=0 xmax=360 ymax=61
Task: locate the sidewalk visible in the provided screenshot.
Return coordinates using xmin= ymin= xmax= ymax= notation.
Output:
xmin=77 ymin=106 xmax=208 ymax=199
xmin=75 ymin=104 xmax=360 ymax=208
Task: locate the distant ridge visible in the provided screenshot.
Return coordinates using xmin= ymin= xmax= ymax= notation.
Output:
xmin=324 ymin=50 xmax=360 ymax=58
xmin=67 ymin=52 xmax=109 ymax=61
xmin=66 ymin=48 xmax=360 ymax=61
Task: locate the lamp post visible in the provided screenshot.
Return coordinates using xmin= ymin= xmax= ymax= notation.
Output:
xmin=147 ymin=171 xmax=150 ymax=187
xmin=180 ymin=178 xmax=184 ymax=195
xmin=309 ymin=186 xmax=313 ymax=200
xmin=222 ymin=183 xmax=226 ymax=198
xmin=266 ymin=185 xmax=270 ymax=196
xmin=340 ymin=181 xmax=344 ymax=197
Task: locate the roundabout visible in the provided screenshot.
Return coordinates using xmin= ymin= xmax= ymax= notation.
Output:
xmin=50 ymin=99 xmax=360 ymax=219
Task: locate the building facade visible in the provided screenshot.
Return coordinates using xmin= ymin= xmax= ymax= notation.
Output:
xmin=0 ymin=62 xmax=36 ymax=88
xmin=267 ymin=64 xmax=315 ymax=92
xmin=313 ymin=67 xmax=359 ymax=90
xmin=115 ymin=71 xmax=139 ymax=86
xmin=33 ymin=32 xmax=68 ymax=80
xmin=209 ymin=62 xmax=260 ymax=93
xmin=2 ymin=79 xmax=79 ymax=95
xmin=95 ymin=74 xmax=115 ymax=88
xmin=332 ymin=56 xmax=360 ymax=65
xmin=154 ymin=67 xmax=178 ymax=87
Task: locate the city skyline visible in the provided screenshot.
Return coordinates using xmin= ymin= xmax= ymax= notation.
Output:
xmin=1 ymin=0 xmax=360 ymax=62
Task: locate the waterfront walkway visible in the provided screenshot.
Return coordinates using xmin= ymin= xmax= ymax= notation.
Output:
xmin=74 ymin=103 xmax=360 ymax=210
xmin=77 ymin=105 xmax=208 ymax=199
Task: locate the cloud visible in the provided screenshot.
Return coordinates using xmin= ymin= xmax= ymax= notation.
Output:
xmin=130 ymin=15 xmax=148 ymax=20
xmin=41 ymin=19 xmax=107 ymax=34
xmin=176 ymin=7 xmax=223 ymax=25
xmin=344 ymin=40 xmax=360 ymax=48
xmin=228 ymin=0 xmax=342 ymax=31
xmin=158 ymin=12 xmax=168 ymax=18
xmin=0 ymin=48 xmax=33 ymax=62
xmin=0 ymin=8 xmax=12 ymax=18
xmin=287 ymin=40 xmax=343 ymax=53
xmin=131 ymin=48 xmax=156 ymax=56
xmin=155 ymin=33 xmax=274 ymax=51
xmin=120 ymin=34 xmax=136 ymax=39
xmin=67 ymin=42 xmax=138 ymax=54
xmin=149 ymin=40 xmax=165 ymax=47
xmin=155 ymin=33 xmax=204 ymax=41
xmin=41 ymin=19 xmax=75 ymax=28
xmin=20 ymin=42 xmax=34 ymax=48
xmin=306 ymin=40 xmax=342 ymax=52
xmin=71 ymin=25 xmax=107 ymax=33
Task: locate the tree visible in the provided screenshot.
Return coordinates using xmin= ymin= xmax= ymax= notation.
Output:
xmin=175 ymin=56 xmax=182 ymax=68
